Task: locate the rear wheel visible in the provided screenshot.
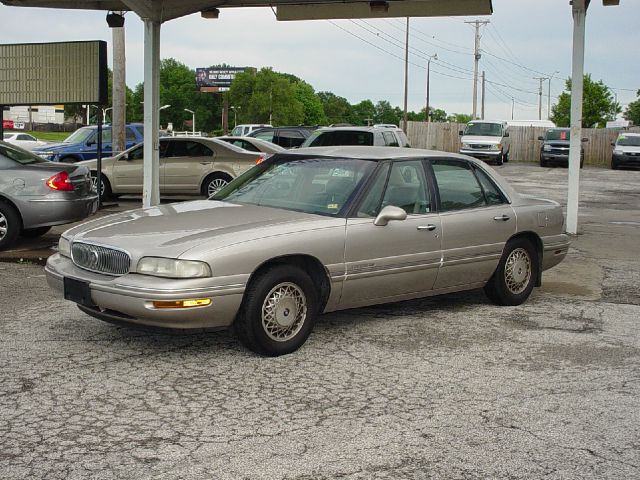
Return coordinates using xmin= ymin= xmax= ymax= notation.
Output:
xmin=484 ymin=237 xmax=538 ymax=306
xmin=21 ymin=226 xmax=51 ymax=238
xmin=234 ymin=265 xmax=318 ymax=356
xmin=202 ymin=173 xmax=232 ymax=197
xmin=0 ymin=202 xmax=21 ymax=250
xmin=91 ymin=172 xmax=113 ymax=199
xmin=59 ymin=156 xmax=78 ymax=163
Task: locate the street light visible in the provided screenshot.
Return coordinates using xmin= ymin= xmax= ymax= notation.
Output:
xmin=425 ymin=53 xmax=438 ymax=122
xmin=184 ymin=108 xmax=195 ymax=134
xmin=230 ymin=106 xmax=240 ymax=128
xmin=159 ymin=104 xmax=171 ymax=111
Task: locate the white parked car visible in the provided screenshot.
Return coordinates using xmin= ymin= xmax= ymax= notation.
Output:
xmin=459 ymin=120 xmax=511 ymax=166
xmin=2 ymin=132 xmax=47 ymax=151
xmin=230 ymin=124 xmax=273 ymax=137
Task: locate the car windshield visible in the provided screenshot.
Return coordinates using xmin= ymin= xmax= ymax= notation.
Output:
xmin=231 ymin=126 xmax=243 ymax=136
xmin=212 ymin=157 xmax=376 ymax=216
xmin=463 ymin=122 xmax=503 ymax=137
xmin=545 ymin=129 xmax=571 ymax=141
xmin=64 ymin=127 xmax=95 ymax=143
xmin=304 ymin=130 xmax=374 ymax=147
xmin=616 ymin=135 xmax=640 ymax=147
xmin=0 ymin=142 xmax=47 ymax=165
xmin=3 ymin=133 xmax=16 ymax=140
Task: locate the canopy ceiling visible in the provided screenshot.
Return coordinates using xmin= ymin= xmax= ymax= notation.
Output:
xmin=0 ymin=0 xmax=493 ymax=23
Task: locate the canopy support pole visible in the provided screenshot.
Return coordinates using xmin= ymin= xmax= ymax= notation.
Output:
xmin=142 ymin=18 xmax=161 ymax=208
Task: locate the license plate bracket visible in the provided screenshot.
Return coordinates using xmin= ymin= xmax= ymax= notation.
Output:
xmin=63 ymin=277 xmax=94 ymax=307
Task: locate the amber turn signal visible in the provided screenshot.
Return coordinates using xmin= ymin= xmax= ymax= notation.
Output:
xmin=152 ymin=298 xmax=212 ymax=309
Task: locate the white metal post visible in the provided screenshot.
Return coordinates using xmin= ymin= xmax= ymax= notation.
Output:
xmin=566 ymin=0 xmax=587 ymax=235
xmin=143 ymin=19 xmax=161 ymax=208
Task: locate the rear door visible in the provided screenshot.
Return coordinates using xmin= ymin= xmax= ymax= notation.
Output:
xmin=111 ymin=144 xmax=145 ymax=192
xmin=161 ymin=139 xmax=214 ymax=194
xmin=430 ymin=158 xmax=515 ymax=289
xmin=340 ymin=160 xmax=442 ymax=308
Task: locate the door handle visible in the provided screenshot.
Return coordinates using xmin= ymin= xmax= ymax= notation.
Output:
xmin=417 ymin=224 xmax=437 ymax=231
xmin=494 ymin=214 xmax=510 ymax=222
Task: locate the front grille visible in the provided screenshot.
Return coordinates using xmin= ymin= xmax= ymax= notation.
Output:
xmin=470 ymin=144 xmax=491 ymax=150
xmin=71 ymin=242 xmax=130 ymax=275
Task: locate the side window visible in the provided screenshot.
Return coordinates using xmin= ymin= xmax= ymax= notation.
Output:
xmin=127 ymin=145 xmax=144 ymax=160
xmin=432 ymin=160 xmax=486 ymax=211
xmin=17 ymin=134 xmax=32 ymax=141
xmin=279 ymin=130 xmax=305 ymax=148
xmin=356 ymin=163 xmax=390 ymax=218
xmin=254 ymin=131 xmax=275 ymax=143
xmin=240 ymin=140 xmax=259 ymax=152
xmin=101 ymin=129 xmax=113 ymax=143
xmin=474 ymin=167 xmax=506 ymax=205
xmin=125 ymin=127 xmax=138 ymax=140
xmin=381 ymin=161 xmax=431 ymax=215
xmin=382 ymin=131 xmax=399 ymax=147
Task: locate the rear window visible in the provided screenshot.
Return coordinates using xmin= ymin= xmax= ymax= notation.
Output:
xmin=0 ymin=142 xmax=47 ymax=165
xmin=306 ymin=130 xmax=374 ymax=147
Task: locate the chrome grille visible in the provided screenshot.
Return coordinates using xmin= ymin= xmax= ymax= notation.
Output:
xmin=470 ymin=144 xmax=491 ymax=150
xmin=71 ymin=242 xmax=130 ymax=275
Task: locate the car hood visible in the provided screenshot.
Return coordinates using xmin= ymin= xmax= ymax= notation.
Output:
xmin=461 ymin=135 xmax=502 ymax=145
xmin=64 ymin=200 xmax=344 ymax=259
xmin=32 ymin=142 xmax=73 ymax=152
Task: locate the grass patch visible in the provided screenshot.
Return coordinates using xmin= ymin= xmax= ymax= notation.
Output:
xmin=26 ymin=131 xmax=70 ymax=142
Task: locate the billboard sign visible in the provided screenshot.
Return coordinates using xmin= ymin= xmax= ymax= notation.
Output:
xmin=0 ymin=41 xmax=107 ymax=106
xmin=195 ymin=66 xmax=250 ymax=91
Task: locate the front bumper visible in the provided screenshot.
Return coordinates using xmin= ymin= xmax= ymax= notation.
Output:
xmin=45 ymin=253 xmax=244 ymax=329
xmin=613 ymin=153 xmax=640 ymax=167
xmin=459 ymin=149 xmax=501 ymax=161
xmin=21 ymin=195 xmax=99 ymax=229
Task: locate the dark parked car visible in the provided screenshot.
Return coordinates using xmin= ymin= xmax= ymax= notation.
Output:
xmin=538 ymin=128 xmax=585 ymax=168
xmin=301 ymin=126 xmax=411 ymax=148
xmin=32 ymin=123 xmax=145 ymax=163
xmin=0 ymin=141 xmax=98 ymax=250
xmin=247 ymin=126 xmax=317 ymax=149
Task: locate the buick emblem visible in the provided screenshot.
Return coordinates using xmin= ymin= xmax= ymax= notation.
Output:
xmin=90 ymin=249 xmax=100 ymax=265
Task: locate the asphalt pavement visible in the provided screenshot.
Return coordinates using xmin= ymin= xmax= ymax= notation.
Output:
xmin=1 ymin=163 xmax=639 ymax=479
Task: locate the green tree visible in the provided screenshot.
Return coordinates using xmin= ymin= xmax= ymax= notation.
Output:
xmin=373 ymin=100 xmax=401 ymax=126
xmin=551 ymin=74 xmax=621 ymax=128
xmin=349 ymin=99 xmax=376 ymax=126
xmin=294 ymin=81 xmax=326 ymax=125
xmin=227 ymin=68 xmax=304 ymax=126
xmin=447 ymin=113 xmax=473 ymax=124
xmin=623 ymin=89 xmax=640 ymax=126
xmin=318 ymin=91 xmax=352 ymax=125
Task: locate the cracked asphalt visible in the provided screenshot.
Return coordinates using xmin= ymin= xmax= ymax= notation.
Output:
xmin=1 ymin=164 xmax=639 ymax=479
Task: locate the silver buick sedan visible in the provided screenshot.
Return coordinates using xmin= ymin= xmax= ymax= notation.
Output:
xmin=45 ymin=147 xmax=570 ymax=356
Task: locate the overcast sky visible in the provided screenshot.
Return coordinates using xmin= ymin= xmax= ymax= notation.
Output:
xmin=0 ymin=0 xmax=638 ymax=121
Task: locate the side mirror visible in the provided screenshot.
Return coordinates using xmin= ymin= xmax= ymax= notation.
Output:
xmin=121 ymin=152 xmax=130 ymax=161
xmin=610 ymin=142 xmax=615 ymax=146
xmin=503 ymin=132 xmax=510 ymax=138
xmin=458 ymin=130 xmax=463 ymax=136
xmin=374 ymin=205 xmax=407 ymax=226
xmin=538 ymin=136 xmax=544 ymax=141
xmin=582 ymin=137 xmax=589 ymax=142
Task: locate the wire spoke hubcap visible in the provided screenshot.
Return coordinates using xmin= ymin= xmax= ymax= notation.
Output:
xmin=0 ymin=213 xmax=7 ymax=240
xmin=504 ymin=247 xmax=531 ymax=295
xmin=207 ymin=178 xmax=228 ymax=196
xmin=91 ymin=176 xmax=104 ymax=196
xmin=261 ymin=282 xmax=307 ymax=342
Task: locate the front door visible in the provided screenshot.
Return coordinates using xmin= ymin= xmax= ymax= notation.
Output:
xmin=161 ymin=139 xmax=214 ymax=194
xmin=340 ymin=160 xmax=442 ymax=309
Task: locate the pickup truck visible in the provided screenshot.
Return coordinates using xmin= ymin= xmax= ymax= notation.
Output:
xmin=33 ymin=123 xmax=144 ymax=163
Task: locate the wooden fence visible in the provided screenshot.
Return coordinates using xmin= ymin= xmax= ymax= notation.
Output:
xmin=406 ymin=121 xmax=640 ymax=167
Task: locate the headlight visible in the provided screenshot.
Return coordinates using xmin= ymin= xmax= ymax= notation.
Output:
xmin=490 ymin=144 xmax=502 ymax=151
xmin=462 ymin=143 xmax=472 ymax=149
xmin=543 ymin=144 xmax=552 ymax=151
xmin=137 ymin=257 xmax=212 ymax=278
xmin=58 ymin=236 xmax=71 ymax=257
xmin=613 ymin=148 xmax=623 ymax=155
xmin=36 ymin=151 xmax=55 ymax=159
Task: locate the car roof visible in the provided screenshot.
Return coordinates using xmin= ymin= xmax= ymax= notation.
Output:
xmin=618 ymin=132 xmax=640 ymax=137
xmin=285 ymin=145 xmax=472 ymax=160
xmin=315 ymin=126 xmax=401 ymax=132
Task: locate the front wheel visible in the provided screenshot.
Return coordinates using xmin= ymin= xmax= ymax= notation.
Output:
xmin=234 ymin=265 xmax=318 ymax=356
xmin=495 ymin=151 xmax=504 ymax=166
xmin=202 ymin=173 xmax=232 ymax=197
xmin=484 ymin=237 xmax=538 ymax=306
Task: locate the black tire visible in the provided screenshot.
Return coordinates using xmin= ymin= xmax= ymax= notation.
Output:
xmin=484 ymin=237 xmax=538 ymax=306
xmin=503 ymin=151 xmax=509 ymax=163
xmin=91 ymin=172 xmax=113 ymax=200
xmin=540 ymin=157 xmax=547 ymax=168
xmin=495 ymin=151 xmax=504 ymax=166
xmin=611 ymin=159 xmax=618 ymax=170
xmin=59 ymin=156 xmax=78 ymax=164
xmin=234 ymin=264 xmax=318 ymax=356
xmin=21 ymin=226 xmax=52 ymax=238
xmin=202 ymin=173 xmax=233 ymax=197
xmin=0 ymin=201 xmax=22 ymax=250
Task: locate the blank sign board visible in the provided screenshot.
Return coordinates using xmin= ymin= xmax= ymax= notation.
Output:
xmin=0 ymin=41 xmax=107 ymax=106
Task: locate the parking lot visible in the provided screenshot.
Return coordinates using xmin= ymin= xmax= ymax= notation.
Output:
xmin=1 ymin=163 xmax=639 ymax=479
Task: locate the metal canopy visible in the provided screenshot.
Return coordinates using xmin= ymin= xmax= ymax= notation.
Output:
xmin=0 ymin=0 xmax=493 ymax=207
xmin=1 ymin=0 xmax=493 ymax=23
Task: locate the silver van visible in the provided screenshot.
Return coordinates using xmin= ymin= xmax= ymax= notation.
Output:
xmin=459 ymin=120 xmax=510 ymax=165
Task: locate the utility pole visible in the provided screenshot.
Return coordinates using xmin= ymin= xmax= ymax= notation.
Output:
xmin=425 ymin=53 xmax=437 ymax=122
xmin=481 ymin=70 xmax=486 ymax=120
xmin=534 ymin=76 xmax=547 ymax=120
xmin=402 ymin=17 xmax=409 ymax=132
xmin=511 ymin=98 xmax=515 ymax=120
xmin=465 ymin=20 xmax=489 ymax=120
xmin=547 ymin=71 xmax=558 ymax=120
